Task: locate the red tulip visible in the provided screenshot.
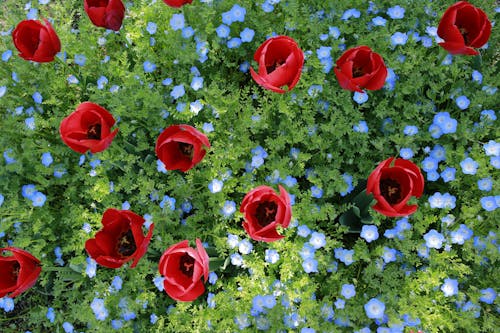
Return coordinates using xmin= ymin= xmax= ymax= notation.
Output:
xmin=0 ymin=247 xmax=41 ymax=298
xmin=163 ymin=0 xmax=193 ymax=8
xmin=85 ymin=209 xmax=154 ymax=269
xmin=334 ymin=45 xmax=387 ymax=93
xmin=437 ymin=1 xmax=491 ymax=55
xmin=84 ymin=0 xmax=126 ymax=31
xmin=250 ymin=36 xmax=304 ymax=93
xmin=159 ymin=239 xmax=209 ymax=302
xmin=155 ymin=124 xmax=210 ymax=172
xmin=366 ymin=158 xmax=424 ymax=217
xmin=59 ymin=102 xmax=118 ymax=154
xmin=12 ymin=19 xmax=61 ymax=63
xmin=240 ymin=185 xmax=292 ymax=242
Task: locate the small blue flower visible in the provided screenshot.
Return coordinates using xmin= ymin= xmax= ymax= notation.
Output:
xmin=25 ymin=117 xmax=35 ymax=130
xmin=329 ymin=26 xmax=340 ymax=38
xmin=341 ymin=8 xmax=361 ymax=20
xmin=221 ymin=200 xmax=236 ymax=217
xmin=360 ymin=225 xmax=379 ymax=243
xmin=265 ymin=249 xmax=280 ymax=264
xmin=399 ymin=147 xmax=413 ymax=159
xmin=480 ymin=196 xmax=497 ymax=211
xmin=170 ymin=84 xmax=185 ymax=99
xmin=372 ymin=16 xmax=387 ymax=26
xmin=110 ymin=276 xmax=123 ymax=293
xmin=403 ymin=125 xmax=418 ymax=136
xmin=90 ymin=298 xmax=108 ymax=321
xmin=387 ymin=5 xmax=405 ymax=19
xmin=234 ymin=313 xmax=250 ymax=329
xmin=230 ymin=253 xmax=243 ymax=266
xmin=391 ymin=32 xmax=408 ymax=46
xmin=230 ymin=4 xmax=246 ymax=23
xmin=297 ymin=225 xmax=311 ymax=238
xmin=227 ymin=234 xmax=239 ymax=249
xmin=170 ymin=13 xmax=185 ymax=31
xmin=146 ymin=22 xmax=157 ymax=35
xmin=227 ymin=37 xmax=242 ymax=48
xmin=477 ymin=178 xmax=492 ymax=191
xmin=341 ymin=284 xmax=356 ymax=299
xmin=441 ymin=278 xmax=458 ymax=297
xmin=182 ymin=26 xmax=194 ymax=38
xmin=32 ymin=191 xmax=47 ymax=207
xmin=479 ymin=288 xmax=497 ymax=304
xmin=85 ymin=257 xmax=97 ymax=278
xmin=46 ymin=307 xmax=55 ymax=323
xmin=162 ymin=78 xmax=173 ymax=86
xmin=240 ymin=28 xmax=255 ymax=42
xmin=334 ymin=248 xmax=355 ymax=266
xmin=0 ymin=194 xmax=3 ymax=207
xmin=440 ymin=167 xmax=456 ymax=182
xmin=455 ymin=95 xmax=470 ymax=110
xmin=484 ymin=140 xmax=499 ymax=157
xmin=41 ymin=152 xmax=53 ymax=167
xmin=353 ymin=120 xmax=369 ymax=133
xmin=215 ymin=24 xmax=230 ymax=38
xmin=430 ymin=144 xmax=446 ymax=162
xmin=309 ymin=232 xmax=326 ymax=249
xmin=159 ymin=195 xmax=176 ymax=211
xmin=353 ymin=91 xmax=368 ymax=104
xmin=97 ymin=76 xmax=108 ymax=89
xmin=1 ymin=49 xmax=12 ymax=62
xmin=460 ymin=157 xmax=479 ymax=175
xmin=471 ymin=70 xmax=483 ymax=83
xmin=111 ymin=319 xmax=123 ymax=329
xmin=143 ymin=61 xmax=156 ymax=73
xmin=421 ymin=157 xmax=439 ymax=172
xmin=0 ymin=297 xmax=14 ymax=312
xmin=62 ymin=322 xmax=74 ymax=333
xmin=423 ymin=229 xmax=445 ymax=249
xmin=74 ymin=54 xmax=86 ymax=66
xmin=382 ymin=247 xmax=397 ymax=263
xmin=364 ymin=298 xmax=385 ymax=319
xmin=32 ymin=91 xmax=43 ymax=104
xmin=238 ymin=239 xmax=253 ymax=255
xmin=190 ymin=76 xmax=204 ymax=91
xmin=208 ymin=179 xmax=223 ymax=193
xmin=302 ymin=258 xmax=318 ymax=273
xmin=0 ymin=86 xmax=6 ymax=98
xmin=299 ymin=243 xmax=316 ymax=260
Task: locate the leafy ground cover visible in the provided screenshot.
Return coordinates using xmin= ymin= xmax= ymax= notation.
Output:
xmin=0 ymin=0 xmax=498 ymax=332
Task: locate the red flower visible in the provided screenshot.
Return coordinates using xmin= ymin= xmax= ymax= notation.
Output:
xmin=250 ymin=36 xmax=304 ymax=93
xmin=12 ymin=19 xmax=61 ymax=63
xmin=334 ymin=45 xmax=387 ymax=93
xmin=158 ymin=239 xmax=209 ymax=302
xmin=155 ymin=124 xmax=210 ymax=172
xmin=163 ymin=0 xmax=193 ymax=8
xmin=366 ymin=158 xmax=424 ymax=217
xmin=84 ymin=0 xmax=126 ymax=31
xmin=437 ymin=1 xmax=491 ymax=56
xmin=85 ymin=209 xmax=154 ymax=269
xmin=240 ymin=185 xmax=292 ymax=242
xmin=59 ymin=102 xmax=118 ymax=154
xmin=0 ymin=247 xmax=41 ymax=298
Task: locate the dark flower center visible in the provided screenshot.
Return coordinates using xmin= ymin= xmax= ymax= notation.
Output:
xmin=117 ymin=229 xmax=137 ymax=257
xmin=11 ymin=262 xmax=20 ymax=282
xmin=459 ymin=27 xmax=469 ymax=45
xmin=255 ymin=201 xmax=278 ymax=227
xmin=352 ymin=67 xmax=364 ymax=78
xmin=87 ymin=124 xmax=102 ymax=140
xmin=380 ymin=178 xmax=402 ymax=205
xmin=266 ymin=59 xmax=285 ymax=74
xmin=179 ymin=253 xmax=195 ymax=277
xmin=178 ymin=142 xmax=194 ymax=159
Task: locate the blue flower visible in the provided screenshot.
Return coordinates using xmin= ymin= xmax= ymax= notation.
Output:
xmin=428 ymin=123 xmax=443 ymax=139
xmin=46 ymin=307 xmax=55 ymax=323
xmin=421 ymin=157 xmax=438 ymax=172
xmin=460 ymin=157 xmax=479 ymax=175
xmin=450 ymin=224 xmax=473 ymax=245
xmin=372 ymin=16 xmax=387 ymax=26
xmin=353 ymin=120 xmax=369 ymax=133
xmin=455 ymin=95 xmax=470 ymax=110
xmin=143 ymin=61 xmax=156 ymax=73
xmin=227 ymin=234 xmax=239 ymax=249
xmin=403 ymin=125 xmax=418 ymax=136
xmin=221 ymin=200 xmax=236 ymax=217
xmin=341 ymin=284 xmax=356 ymax=299
xmin=32 ymin=91 xmax=43 ymax=104
xmin=32 ymin=191 xmax=47 ymax=207
xmin=341 ymin=8 xmax=361 ymax=20
xmin=230 ymin=4 xmax=246 ymax=23
xmin=230 ymin=253 xmax=243 ymax=266
xmin=302 ymin=258 xmax=318 ymax=273
xmin=0 ymin=86 xmax=6 ymax=98
xmin=208 ymin=179 xmax=223 ymax=193
xmin=430 ymin=144 xmax=446 ymax=162
xmin=265 ymin=249 xmax=280 ymax=264
xmin=22 ymin=184 xmax=37 ymax=200
xmin=309 ymin=232 xmax=326 ymax=249
xmin=399 ymin=147 xmax=414 ymax=159
xmin=162 ymin=78 xmax=173 ymax=86
xmin=387 ymin=5 xmax=405 ymax=19
xmin=334 ymin=248 xmax=355 ymax=266
xmin=441 ymin=278 xmax=458 ymax=297
xmin=234 ymin=313 xmax=250 ymax=329
xmin=423 ymin=229 xmax=445 ymax=249
xmin=97 ymin=76 xmax=108 ymax=89
xmin=316 ymin=46 xmax=332 ymax=60
xmin=170 ymin=84 xmax=185 ymax=99
xmin=477 ymin=178 xmax=492 ymax=191
xmin=382 ymin=247 xmax=397 ymax=263
xmin=391 ymin=32 xmax=408 ymax=46
xmin=0 ymin=194 xmax=3 ymax=207
xmin=491 ymin=156 xmax=500 ymax=169
xmin=261 ymin=0 xmax=274 ymax=13
xmin=170 ymin=13 xmax=185 ymax=31
xmin=311 ymin=185 xmax=323 ymax=199
xmin=0 ymin=297 xmax=14 ymax=312
xmin=146 ymin=22 xmax=157 ymax=35
xmin=90 ymin=298 xmax=108 ymax=320
xmin=480 ymin=109 xmax=496 ymax=122
xmin=440 ymin=167 xmax=456 ymax=182
xmin=360 ymin=225 xmax=379 ymax=242
xmin=364 ymin=298 xmax=385 ymax=319
xmin=238 ymin=239 xmax=253 ymax=255
xmin=353 ymin=91 xmax=368 ymax=104
xmin=297 ymin=225 xmax=311 ymax=238
xmin=215 ymin=24 xmax=230 ymax=38
xmin=190 ymin=76 xmax=203 ymax=91
xmin=240 ymin=28 xmax=255 ymax=42
xmin=202 ymin=122 xmax=214 ymax=133
xmin=62 ymin=322 xmax=74 ymax=333
xmin=159 ymin=195 xmax=176 ymax=211
xmin=182 ymin=26 xmax=194 ymax=38
xmin=299 ymin=243 xmax=316 ymax=260
xmin=85 ymin=257 xmax=97 ymax=278
xmin=41 ymin=152 xmax=53 ymax=167
xmin=2 ymin=49 xmax=12 ymax=62
xmin=156 ymin=159 xmax=167 ymax=174
xmin=122 ymin=311 xmax=136 ymax=321
xmin=471 ymin=70 xmax=483 ymax=83
xmin=479 ymin=288 xmax=497 ymax=304
xmin=74 ymin=54 xmax=86 ymax=66
xmin=329 ymin=26 xmax=340 ymax=38
xmin=110 ymin=276 xmax=123 ymax=293
xmin=111 ymin=320 xmax=123 ymax=329
xmin=227 ymin=37 xmax=242 ymax=48
xmin=480 ymin=196 xmax=497 ymax=211
xmin=484 ymin=140 xmax=499 ymax=156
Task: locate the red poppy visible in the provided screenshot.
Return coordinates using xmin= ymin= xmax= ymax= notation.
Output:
xmin=155 ymin=124 xmax=210 ymax=172
xmin=0 ymin=247 xmax=41 ymax=298
xmin=334 ymin=45 xmax=387 ymax=93
xmin=437 ymin=1 xmax=491 ymax=56
xmin=159 ymin=239 xmax=209 ymax=302
xmin=59 ymin=102 xmax=118 ymax=154
xmin=240 ymin=185 xmax=292 ymax=242
xmin=366 ymin=158 xmax=424 ymax=217
xmin=85 ymin=209 xmax=154 ymax=268
xmin=163 ymin=0 xmax=193 ymax=8
xmin=250 ymin=36 xmax=304 ymax=93
xmin=84 ymin=0 xmax=126 ymax=31
xmin=12 ymin=19 xmax=61 ymax=63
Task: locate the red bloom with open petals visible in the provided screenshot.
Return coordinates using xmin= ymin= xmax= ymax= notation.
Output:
xmin=84 ymin=0 xmax=126 ymax=31
xmin=240 ymin=185 xmax=292 ymax=242
xmin=250 ymin=36 xmax=304 ymax=93
xmin=155 ymin=124 xmax=210 ymax=172
xmin=366 ymin=158 xmax=424 ymax=217
xmin=85 ymin=209 xmax=154 ymax=269
xmin=334 ymin=45 xmax=387 ymax=93
xmin=0 ymin=247 xmax=41 ymax=298
xmin=12 ymin=19 xmax=61 ymax=63
xmin=59 ymin=102 xmax=118 ymax=154
xmin=163 ymin=0 xmax=193 ymax=8
xmin=437 ymin=1 xmax=491 ymax=55
xmin=159 ymin=239 xmax=209 ymax=302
